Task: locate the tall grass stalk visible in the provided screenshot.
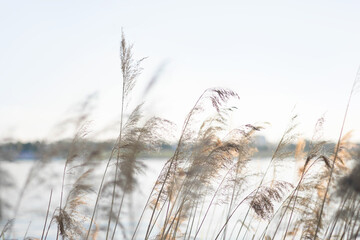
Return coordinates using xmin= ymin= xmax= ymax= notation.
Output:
xmin=266 ymin=120 xmax=328 ymax=239
xmin=110 ymin=191 xmax=125 ymax=240
xmin=105 ymin=60 xmax=125 ymax=240
xmin=314 ymin=68 xmax=359 ymax=239
xmin=86 ymin=141 xmax=118 ymax=240
xmin=214 ymin=114 xmax=297 ymax=240
xmin=105 ymin=31 xmax=140 ymax=239
xmin=86 ymin=32 xmax=145 ymax=240
xmin=143 ymin=90 xmax=207 ymax=239
xmin=41 ymin=189 xmax=53 ymax=240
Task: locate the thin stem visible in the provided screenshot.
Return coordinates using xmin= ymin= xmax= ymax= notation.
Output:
xmin=214 ymin=188 xmax=257 ymax=240
xmin=223 ymin=170 xmax=238 ymax=240
xmin=44 ymin=211 xmax=57 ymax=240
xmin=130 ymin=162 xmax=172 ymax=240
xmin=144 ymin=90 xmax=208 ymax=239
xmin=172 ymin=202 xmax=185 ymax=239
xmin=183 ymin=201 xmax=196 ymax=240
xmin=350 ymin=204 xmax=360 ymax=236
xmin=106 ymin=71 xmax=126 ymax=240
xmin=41 ymin=189 xmax=53 ymax=240
xmin=326 ymin=192 xmax=350 ymax=239
xmin=187 ymin=201 xmax=199 ymax=240
xmin=194 ymin=162 xmax=235 ymax=239
xmin=148 ymin=196 xmax=169 ymax=237
xmin=85 ymin=144 xmax=118 ymax=240
xmin=111 ymin=191 xmax=126 ymax=240
xmin=23 ymin=221 xmax=31 ymax=240
xmin=162 ymin=201 xmax=185 ymax=240
xmin=314 ymin=70 xmax=358 ymax=239
xmin=236 ymin=130 xmax=288 ymax=239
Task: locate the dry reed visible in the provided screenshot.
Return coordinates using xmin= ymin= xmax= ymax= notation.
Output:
xmin=1 ymin=34 xmax=359 ymax=240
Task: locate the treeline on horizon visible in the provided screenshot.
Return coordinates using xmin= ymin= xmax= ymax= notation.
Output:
xmin=1 ymin=136 xmax=359 ymax=161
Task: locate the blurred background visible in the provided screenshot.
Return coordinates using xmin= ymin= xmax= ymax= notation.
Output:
xmin=1 ymin=0 xmax=360 ymax=143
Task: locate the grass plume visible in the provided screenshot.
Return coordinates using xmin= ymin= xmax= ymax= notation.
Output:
xmin=1 ymin=34 xmax=360 ymax=240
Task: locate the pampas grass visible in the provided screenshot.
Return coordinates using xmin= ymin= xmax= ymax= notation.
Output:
xmin=1 ymin=34 xmax=359 ymax=240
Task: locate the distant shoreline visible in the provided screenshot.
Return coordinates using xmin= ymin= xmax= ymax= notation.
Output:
xmin=1 ymin=138 xmax=353 ymax=161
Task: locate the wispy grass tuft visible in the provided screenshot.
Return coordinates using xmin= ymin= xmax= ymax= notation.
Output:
xmin=1 ymin=33 xmax=360 ymax=240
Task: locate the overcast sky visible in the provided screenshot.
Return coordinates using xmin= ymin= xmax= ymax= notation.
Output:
xmin=1 ymin=0 xmax=359 ymax=143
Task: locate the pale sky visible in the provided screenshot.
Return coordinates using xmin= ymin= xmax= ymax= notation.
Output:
xmin=1 ymin=0 xmax=360 ymax=143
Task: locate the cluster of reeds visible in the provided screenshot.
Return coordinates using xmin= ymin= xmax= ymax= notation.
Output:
xmin=0 ymin=33 xmax=360 ymax=240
